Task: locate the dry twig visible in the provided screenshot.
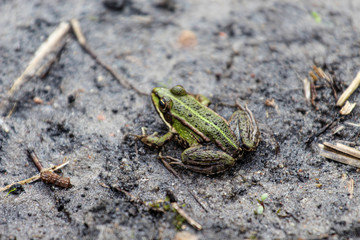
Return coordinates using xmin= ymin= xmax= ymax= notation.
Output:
xmin=339 ymin=101 xmax=356 ymax=115
xmin=70 ymin=19 xmax=147 ymax=96
xmin=305 ymin=117 xmax=341 ymax=145
xmin=171 ymin=202 xmax=203 ymax=230
xmin=0 ymin=161 xmax=69 ymax=193
xmin=158 ymin=152 xmax=209 ymax=212
xmin=319 ymin=141 xmax=360 ymax=168
xmin=344 ymin=122 xmax=360 ymax=128
xmin=27 ymin=150 xmax=71 ymax=188
xmin=9 ymin=22 xmax=70 ymax=95
xmin=337 ymin=71 xmax=360 ymax=107
xmin=303 ymin=77 xmax=311 ymax=102
xmin=166 ymin=190 xmax=203 ymax=231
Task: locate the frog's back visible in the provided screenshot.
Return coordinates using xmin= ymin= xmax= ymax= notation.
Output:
xmin=171 ymin=94 xmax=239 ymax=154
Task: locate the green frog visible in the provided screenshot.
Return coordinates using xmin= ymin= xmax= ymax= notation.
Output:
xmin=137 ymin=85 xmax=260 ymax=175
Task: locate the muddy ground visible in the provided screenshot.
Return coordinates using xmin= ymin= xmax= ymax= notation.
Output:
xmin=1 ymin=0 xmax=360 ymax=239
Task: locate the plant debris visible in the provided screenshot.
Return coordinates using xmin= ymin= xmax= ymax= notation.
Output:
xmin=9 ymin=22 xmax=70 ymax=95
xmin=336 ymin=71 xmax=360 ymax=107
xmin=0 ymin=151 xmax=71 ymax=193
xmin=319 ymin=142 xmax=360 ymax=168
xmin=70 ymin=19 xmax=147 ymax=96
xmin=339 ymin=101 xmax=356 ymax=115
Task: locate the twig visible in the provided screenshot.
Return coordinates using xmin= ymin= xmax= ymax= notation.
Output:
xmin=0 ymin=161 xmax=69 ymax=193
xmin=6 ymin=102 xmax=17 ymax=119
xmin=305 ymin=116 xmax=341 ymax=145
xmin=9 ymin=22 xmax=71 ymax=95
xmin=36 ymin=41 xmax=68 ymax=79
xmin=312 ymin=65 xmax=338 ymax=99
xmin=344 ymin=122 xmax=360 ymax=128
xmin=319 ymin=142 xmax=360 ymax=168
xmin=337 ymin=71 xmax=360 ymax=107
xmin=27 ymin=149 xmax=72 ymax=188
xmin=111 ymin=185 xmax=144 ymax=204
xmin=310 ymin=79 xmax=317 ymax=109
xmin=28 ymin=149 xmax=43 ymax=171
xmin=339 ymin=101 xmax=356 ymax=115
xmin=323 ymin=142 xmax=360 ymax=159
xmin=158 ymin=152 xmax=209 ymax=212
xmin=171 ymin=202 xmax=203 ymax=230
xmin=166 ymin=190 xmax=202 ymax=230
xmin=303 ymin=77 xmax=311 ymax=102
xmin=70 ymin=19 xmax=148 ymax=96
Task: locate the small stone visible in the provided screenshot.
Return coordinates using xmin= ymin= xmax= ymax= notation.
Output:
xmin=33 ymin=97 xmax=43 ymax=104
xmin=68 ymin=94 xmax=76 ymax=104
xmin=173 ymin=231 xmax=198 ymax=240
xmin=103 ymin=0 xmax=126 ymax=10
xmin=178 ymin=30 xmax=197 ymax=48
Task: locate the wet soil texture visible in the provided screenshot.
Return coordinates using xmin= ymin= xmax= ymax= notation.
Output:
xmin=1 ymin=0 xmax=360 ymax=239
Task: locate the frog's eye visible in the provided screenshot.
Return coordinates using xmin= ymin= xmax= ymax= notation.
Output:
xmin=159 ymin=98 xmax=166 ymax=109
xmin=158 ymin=97 xmax=172 ymax=112
xmin=170 ymin=85 xmax=187 ymax=96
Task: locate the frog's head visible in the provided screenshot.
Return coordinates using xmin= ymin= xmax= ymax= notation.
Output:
xmin=151 ymin=85 xmax=187 ymax=127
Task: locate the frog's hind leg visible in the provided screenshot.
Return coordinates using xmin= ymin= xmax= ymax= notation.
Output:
xmin=228 ymin=104 xmax=260 ymax=151
xmin=180 ymin=145 xmax=236 ymax=175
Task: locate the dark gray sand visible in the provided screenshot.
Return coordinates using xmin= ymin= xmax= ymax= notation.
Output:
xmin=1 ymin=1 xmax=360 ymax=239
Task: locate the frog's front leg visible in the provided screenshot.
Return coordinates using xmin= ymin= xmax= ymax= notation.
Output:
xmin=136 ymin=128 xmax=174 ymax=148
xmin=162 ymin=145 xmax=237 ymax=175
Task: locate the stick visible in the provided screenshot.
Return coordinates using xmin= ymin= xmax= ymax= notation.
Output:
xmin=344 ymin=122 xmax=360 ymax=128
xmin=339 ymin=101 xmax=356 ymax=115
xmin=27 ymin=150 xmax=71 ymax=188
xmin=323 ymin=142 xmax=360 ymax=159
xmin=0 ymin=161 xmax=69 ymax=193
xmin=9 ymin=22 xmax=71 ymax=95
xmin=159 ymin=152 xmax=209 ymax=212
xmin=319 ymin=143 xmax=360 ymax=168
xmin=171 ymin=202 xmax=203 ymax=230
xmin=336 ymin=71 xmax=360 ymax=107
xmin=70 ymin=19 xmax=148 ymax=96
xmin=303 ymin=77 xmax=311 ymax=102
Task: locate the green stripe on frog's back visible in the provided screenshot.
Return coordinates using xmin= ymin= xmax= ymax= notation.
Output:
xmin=163 ymin=91 xmax=239 ymax=154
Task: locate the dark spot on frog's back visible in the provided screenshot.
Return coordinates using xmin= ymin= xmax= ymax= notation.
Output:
xmin=188 ymin=113 xmax=192 ymax=117
xmin=174 ymin=105 xmax=183 ymax=111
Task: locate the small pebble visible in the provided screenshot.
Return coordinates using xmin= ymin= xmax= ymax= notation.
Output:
xmin=178 ymin=30 xmax=197 ymax=48
xmin=173 ymin=231 xmax=198 ymax=240
xmin=103 ymin=0 xmax=126 ymax=10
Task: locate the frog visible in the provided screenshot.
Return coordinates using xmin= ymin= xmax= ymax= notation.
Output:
xmin=137 ymin=85 xmax=260 ymax=175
